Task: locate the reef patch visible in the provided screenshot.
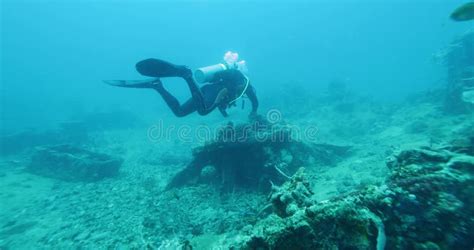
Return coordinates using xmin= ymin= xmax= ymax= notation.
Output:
xmin=232 ymin=147 xmax=474 ymax=249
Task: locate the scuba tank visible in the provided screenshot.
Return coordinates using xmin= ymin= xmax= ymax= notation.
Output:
xmin=193 ymin=63 xmax=228 ymax=83
xmin=193 ymin=51 xmax=248 ymax=84
xmin=194 ymin=51 xmax=250 ymax=111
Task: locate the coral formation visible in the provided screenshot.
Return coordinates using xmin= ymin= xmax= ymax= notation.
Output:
xmin=166 ymin=122 xmax=351 ymax=192
xmin=232 ymin=147 xmax=474 ymax=249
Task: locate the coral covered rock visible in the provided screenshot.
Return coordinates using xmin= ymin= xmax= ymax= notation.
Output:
xmin=166 ymin=122 xmax=351 ymax=192
xmin=233 ymin=147 xmax=474 ymax=249
xmin=269 ymin=168 xmax=313 ymax=218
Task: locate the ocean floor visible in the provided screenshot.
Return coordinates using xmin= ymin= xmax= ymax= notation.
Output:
xmin=0 ymin=89 xmax=473 ymax=249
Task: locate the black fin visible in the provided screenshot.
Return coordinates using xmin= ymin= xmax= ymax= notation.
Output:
xmin=136 ymin=58 xmax=190 ymax=78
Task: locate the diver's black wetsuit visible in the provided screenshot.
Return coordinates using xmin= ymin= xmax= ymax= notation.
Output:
xmin=154 ymin=67 xmax=258 ymax=117
xmin=106 ymin=58 xmax=258 ymax=117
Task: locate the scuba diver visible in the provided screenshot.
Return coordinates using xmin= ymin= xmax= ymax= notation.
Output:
xmin=105 ymin=51 xmax=259 ymax=118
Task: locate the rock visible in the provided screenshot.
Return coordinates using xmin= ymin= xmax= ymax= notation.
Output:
xmin=166 ymin=121 xmax=351 ymax=192
xmin=27 ymin=144 xmax=122 ymax=182
xmin=447 ymin=155 xmax=474 ymax=173
xmin=270 ymin=168 xmax=313 ymax=218
xmin=200 ymin=165 xmax=218 ymax=183
xmin=389 ymin=148 xmax=450 ymax=167
xmin=231 ymin=147 xmax=474 ymax=249
xmin=447 ymin=137 xmax=474 ymax=155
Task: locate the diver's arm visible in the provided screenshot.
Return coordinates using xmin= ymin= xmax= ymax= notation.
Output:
xmin=246 ymin=85 xmax=259 ymax=115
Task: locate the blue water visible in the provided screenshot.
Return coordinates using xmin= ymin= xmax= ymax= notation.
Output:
xmin=2 ymin=0 xmax=471 ymax=131
xmin=1 ymin=1 xmax=474 ymax=249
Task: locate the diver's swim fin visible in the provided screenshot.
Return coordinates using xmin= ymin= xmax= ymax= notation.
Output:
xmin=103 ymin=78 xmax=161 ymax=88
xmin=136 ymin=58 xmax=191 ymax=78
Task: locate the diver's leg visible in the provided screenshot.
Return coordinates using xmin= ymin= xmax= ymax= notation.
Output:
xmin=133 ymin=58 xmax=210 ymax=115
xmin=154 ymin=84 xmax=197 ymax=117
xmin=182 ymin=75 xmax=209 ymax=115
xmin=179 ymin=98 xmax=199 ymax=116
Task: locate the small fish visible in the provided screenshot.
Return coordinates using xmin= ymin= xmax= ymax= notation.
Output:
xmin=450 ymin=2 xmax=474 ymax=21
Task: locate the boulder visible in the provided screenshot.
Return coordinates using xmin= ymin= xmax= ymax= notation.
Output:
xmin=166 ymin=121 xmax=351 ymax=192
xmin=27 ymin=144 xmax=122 ymax=181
